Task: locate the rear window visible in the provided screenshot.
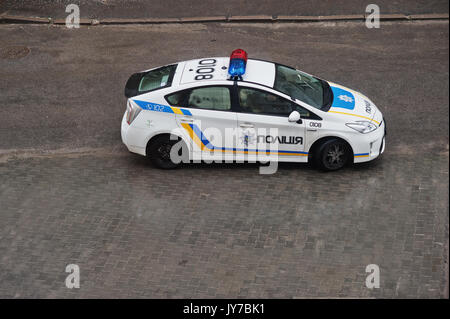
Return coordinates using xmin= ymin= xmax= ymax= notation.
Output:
xmin=139 ymin=64 xmax=177 ymax=92
xmin=125 ymin=64 xmax=177 ymax=98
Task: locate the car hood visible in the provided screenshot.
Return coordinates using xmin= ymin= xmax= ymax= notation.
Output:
xmin=327 ymin=82 xmax=382 ymax=125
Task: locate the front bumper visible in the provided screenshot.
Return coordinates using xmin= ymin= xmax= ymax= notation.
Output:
xmin=353 ymin=119 xmax=386 ymax=163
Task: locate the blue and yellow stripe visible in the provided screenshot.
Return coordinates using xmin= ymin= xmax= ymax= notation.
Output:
xmin=354 ymin=153 xmax=369 ymax=158
xmin=133 ymin=100 xmax=192 ymax=116
xmin=181 ymin=123 xmax=308 ymax=156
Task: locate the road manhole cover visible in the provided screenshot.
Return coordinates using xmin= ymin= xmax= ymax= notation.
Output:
xmin=0 ymin=46 xmax=30 ymax=60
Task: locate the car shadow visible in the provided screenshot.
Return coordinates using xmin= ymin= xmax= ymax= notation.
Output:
xmin=126 ymin=152 xmax=383 ymax=173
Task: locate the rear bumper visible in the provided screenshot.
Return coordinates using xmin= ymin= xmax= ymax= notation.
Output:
xmin=121 ymin=112 xmax=146 ymax=156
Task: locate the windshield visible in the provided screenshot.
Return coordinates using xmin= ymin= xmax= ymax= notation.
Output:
xmin=274 ymin=64 xmax=332 ymax=110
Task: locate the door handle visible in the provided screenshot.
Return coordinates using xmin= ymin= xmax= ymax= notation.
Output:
xmin=240 ymin=123 xmax=254 ymax=128
xmin=180 ymin=118 xmax=194 ymax=123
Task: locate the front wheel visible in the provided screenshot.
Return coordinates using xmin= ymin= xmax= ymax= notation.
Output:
xmin=314 ymin=139 xmax=351 ymax=171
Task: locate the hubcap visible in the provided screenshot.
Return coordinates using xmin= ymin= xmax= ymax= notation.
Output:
xmin=325 ymin=144 xmax=346 ymax=168
xmin=157 ymin=143 xmax=172 ymax=161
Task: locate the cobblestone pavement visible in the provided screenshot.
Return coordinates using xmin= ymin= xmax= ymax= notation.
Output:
xmin=0 ymin=21 xmax=448 ymax=298
xmin=0 ymin=151 xmax=448 ymax=298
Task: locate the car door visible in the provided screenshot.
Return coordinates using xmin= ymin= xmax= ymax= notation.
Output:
xmin=235 ymin=85 xmax=308 ymax=162
xmin=165 ymin=85 xmax=238 ymax=160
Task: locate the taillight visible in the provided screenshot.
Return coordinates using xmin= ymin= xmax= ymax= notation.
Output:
xmin=126 ymin=100 xmax=142 ymax=125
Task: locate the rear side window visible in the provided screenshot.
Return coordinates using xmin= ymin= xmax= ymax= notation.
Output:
xmin=139 ymin=65 xmax=177 ymax=92
xmin=166 ymin=86 xmax=232 ymax=111
xmin=187 ymin=87 xmax=231 ymax=111
xmin=166 ymin=91 xmax=186 ymax=106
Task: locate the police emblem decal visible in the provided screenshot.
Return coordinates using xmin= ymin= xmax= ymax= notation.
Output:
xmin=240 ymin=131 xmax=255 ymax=147
xmin=338 ymin=95 xmax=354 ymax=103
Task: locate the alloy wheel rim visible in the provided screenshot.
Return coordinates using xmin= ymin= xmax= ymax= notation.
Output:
xmin=325 ymin=144 xmax=346 ymax=168
xmin=157 ymin=144 xmax=172 ymax=161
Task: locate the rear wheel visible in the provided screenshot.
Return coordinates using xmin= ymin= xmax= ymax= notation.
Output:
xmin=314 ymin=139 xmax=351 ymax=171
xmin=147 ymin=135 xmax=188 ymax=169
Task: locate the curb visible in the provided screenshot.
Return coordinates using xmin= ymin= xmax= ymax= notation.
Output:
xmin=277 ymin=15 xmax=365 ymax=21
xmin=0 ymin=13 xmax=448 ymax=25
xmin=0 ymin=15 xmax=51 ymax=24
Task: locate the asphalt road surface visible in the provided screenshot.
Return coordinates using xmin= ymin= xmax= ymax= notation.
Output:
xmin=0 ymin=0 xmax=449 ymax=19
xmin=0 ymin=20 xmax=448 ymax=298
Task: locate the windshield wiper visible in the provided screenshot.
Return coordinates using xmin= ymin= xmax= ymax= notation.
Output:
xmin=296 ymin=74 xmax=317 ymax=92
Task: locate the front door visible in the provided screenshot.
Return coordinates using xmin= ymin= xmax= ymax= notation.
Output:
xmin=235 ymin=85 xmax=307 ymax=162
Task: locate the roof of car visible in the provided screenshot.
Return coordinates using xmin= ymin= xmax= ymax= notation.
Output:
xmin=178 ymin=57 xmax=276 ymax=88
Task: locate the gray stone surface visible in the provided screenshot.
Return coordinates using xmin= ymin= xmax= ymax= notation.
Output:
xmin=0 ymin=21 xmax=448 ymax=298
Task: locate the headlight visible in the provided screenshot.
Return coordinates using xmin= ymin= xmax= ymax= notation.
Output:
xmin=126 ymin=100 xmax=142 ymax=125
xmin=346 ymin=121 xmax=378 ymax=134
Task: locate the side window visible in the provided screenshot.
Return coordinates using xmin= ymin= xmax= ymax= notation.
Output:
xmin=239 ymin=87 xmax=314 ymax=118
xmin=187 ymin=86 xmax=231 ymax=111
xmin=166 ymin=91 xmax=187 ymax=106
xmin=238 ymin=88 xmax=291 ymax=115
xmin=292 ymin=104 xmax=313 ymax=118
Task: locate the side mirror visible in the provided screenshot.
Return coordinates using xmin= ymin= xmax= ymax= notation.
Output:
xmin=288 ymin=110 xmax=301 ymax=123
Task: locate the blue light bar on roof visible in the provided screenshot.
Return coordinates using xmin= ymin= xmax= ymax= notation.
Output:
xmin=228 ymin=49 xmax=248 ymax=78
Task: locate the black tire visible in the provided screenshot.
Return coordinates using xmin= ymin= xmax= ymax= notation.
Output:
xmin=313 ymin=138 xmax=351 ymax=171
xmin=147 ymin=135 xmax=188 ymax=169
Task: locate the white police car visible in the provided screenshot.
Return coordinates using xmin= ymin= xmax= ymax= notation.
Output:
xmin=121 ymin=49 xmax=385 ymax=171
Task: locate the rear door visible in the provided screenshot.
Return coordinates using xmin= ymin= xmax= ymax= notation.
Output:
xmin=165 ymin=85 xmax=238 ymax=159
xmin=235 ymin=84 xmax=308 ymax=162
